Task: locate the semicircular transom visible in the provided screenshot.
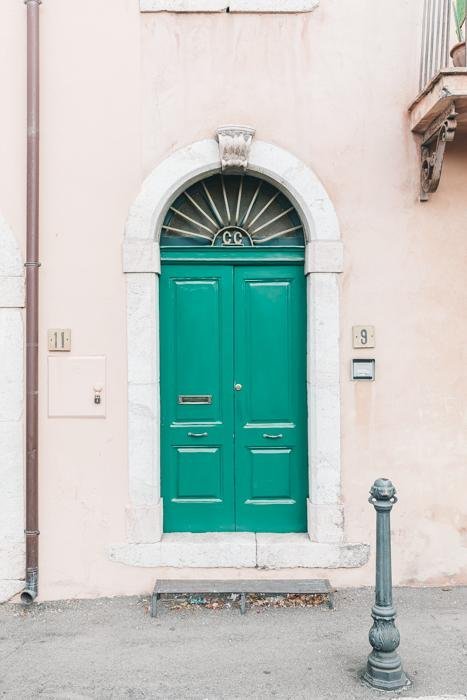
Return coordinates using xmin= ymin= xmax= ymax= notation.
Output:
xmin=160 ymin=173 xmax=305 ymax=248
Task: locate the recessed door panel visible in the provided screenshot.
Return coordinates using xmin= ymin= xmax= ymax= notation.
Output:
xmin=247 ymin=448 xmax=293 ymax=502
xmin=171 ymin=278 xmax=224 ymax=424
xmin=175 ymin=447 xmax=223 ymax=501
xmin=241 ymin=279 xmax=292 ymax=423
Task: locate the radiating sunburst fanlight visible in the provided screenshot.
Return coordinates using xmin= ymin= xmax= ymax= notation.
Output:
xmin=161 ymin=174 xmax=304 ymax=248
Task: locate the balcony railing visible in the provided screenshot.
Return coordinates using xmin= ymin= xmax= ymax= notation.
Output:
xmin=411 ymin=1 xmax=467 ymax=200
xmin=419 ymin=0 xmax=451 ymax=92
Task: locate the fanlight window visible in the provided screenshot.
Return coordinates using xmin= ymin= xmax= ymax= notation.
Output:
xmin=161 ymin=174 xmax=304 ymax=248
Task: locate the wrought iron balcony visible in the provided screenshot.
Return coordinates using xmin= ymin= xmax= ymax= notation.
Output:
xmin=419 ymin=0 xmax=452 ymax=92
xmin=409 ymin=0 xmax=467 ymax=200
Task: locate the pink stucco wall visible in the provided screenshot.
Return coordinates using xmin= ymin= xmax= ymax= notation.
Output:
xmin=1 ymin=0 xmax=466 ymax=600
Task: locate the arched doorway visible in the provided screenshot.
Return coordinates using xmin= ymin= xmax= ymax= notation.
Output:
xmin=159 ymin=173 xmax=308 ymax=533
xmin=113 ymin=138 xmax=369 ymax=571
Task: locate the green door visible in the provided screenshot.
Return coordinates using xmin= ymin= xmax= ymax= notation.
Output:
xmin=160 ymin=261 xmax=307 ymax=533
xmin=234 ymin=267 xmax=308 ymax=532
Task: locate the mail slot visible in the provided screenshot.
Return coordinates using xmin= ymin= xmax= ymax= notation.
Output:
xmin=178 ymin=395 xmax=212 ymax=405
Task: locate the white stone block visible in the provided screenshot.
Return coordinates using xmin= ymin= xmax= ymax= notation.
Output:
xmin=123 ymin=240 xmax=160 ymax=274
xmin=230 ymin=0 xmax=319 ymax=12
xmin=0 ymin=217 xmax=24 ymax=595
xmin=0 ymin=312 xmax=24 ymax=586
xmin=110 ymin=533 xmax=257 ymax=568
xmin=305 ymin=241 xmax=343 ymax=274
xmin=109 ymin=533 xmax=369 ymax=569
xmin=307 ymin=388 xmax=341 ymax=505
xmin=308 ymin=391 xmax=341 ymax=452
xmin=126 ymin=503 xmax=163 ymax=543
xmin=307 ymin=273 xmax=340 ymax=386
xmin=337 ymin=543 xmax=371 ymax=568
xmin=256 ymin=533 xmax=369 ymax=569
xmin=127 ymin=274 xmax=158 ymax=385
xmin=141 ymin=0 xmax=228 ymax=10
xmin=307 ymin=500 xmax=344 ymax=544
xmin=0 ymin=422 xmax=24 ymax=540
xmin=0 ymin=214 xmax=23 ymax=278
xmin=0 ymin=310 xmax=24 ymax=421
xmin=308 ymin=385 xmax=341 ymax=457
xmin=109 ymin=542 xmax=162 ymax=567
xmin=309 ymin=458 xmax=342 ymax=506
xmin=0 ymin=540 xmax=25 ymax=579
xmin=160 ymin=532 xmax=257 ymax=567
xmin=140 ymin=0 xmax=318 ymax=10
xmin=128 ymin=383 xmax=160 ymax=505
xmin=0 ymin=277 xmax=25 ymax=308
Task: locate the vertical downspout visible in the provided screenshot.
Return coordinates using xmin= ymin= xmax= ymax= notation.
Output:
xmin=21 ymin=0 xmax=41 ymax=605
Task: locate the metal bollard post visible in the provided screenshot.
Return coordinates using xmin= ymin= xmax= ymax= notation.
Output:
xmin=363 ymin=478 xmax=409 ymax=691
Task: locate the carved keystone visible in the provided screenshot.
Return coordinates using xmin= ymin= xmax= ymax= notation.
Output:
xmin=216 ymin=125 xmax=256 ymax=172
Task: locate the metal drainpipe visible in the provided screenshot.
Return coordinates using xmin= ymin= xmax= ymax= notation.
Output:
xmin=21 ymin=0 xmax=41 ymax=606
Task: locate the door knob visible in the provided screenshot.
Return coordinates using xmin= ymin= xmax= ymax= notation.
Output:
xmin=234 ymin=383 xmax=242 ymax=391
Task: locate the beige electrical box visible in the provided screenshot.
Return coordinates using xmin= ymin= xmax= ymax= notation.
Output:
xmin=48 ymin=356 xmax=106 ymax=418
xmin=352 ymin=325 xmax=375 ymax=349
xmin=48 ymin=328 xmax=71 ymax=352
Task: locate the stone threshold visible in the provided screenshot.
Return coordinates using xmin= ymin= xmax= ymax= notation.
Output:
xmin=109 ymin=533 xmax=369 ymax=569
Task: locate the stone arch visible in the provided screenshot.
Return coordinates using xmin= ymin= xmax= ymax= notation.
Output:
xmin=124 ymin=140 xmax=341 ymax=260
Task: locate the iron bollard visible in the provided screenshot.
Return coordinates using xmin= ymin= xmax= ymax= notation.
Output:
xmin=363 ymin=478 xmax=409 ymax=691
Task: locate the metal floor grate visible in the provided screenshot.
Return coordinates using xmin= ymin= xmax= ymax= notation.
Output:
xmin=151 ymin=579 xmax=334 ymax=617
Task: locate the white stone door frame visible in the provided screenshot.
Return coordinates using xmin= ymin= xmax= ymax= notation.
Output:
xmin=112 ymin=139 xmax=369 ymax=569
xmin=0 ymin=213 xmax=25 ymax=601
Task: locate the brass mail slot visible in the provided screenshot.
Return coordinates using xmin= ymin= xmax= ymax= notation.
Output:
xmin=178 ymin=395 xmax=212 ymax=405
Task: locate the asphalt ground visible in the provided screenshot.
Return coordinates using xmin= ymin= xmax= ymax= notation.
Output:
xmin=0 ymin=587 xmax=466 ymax=699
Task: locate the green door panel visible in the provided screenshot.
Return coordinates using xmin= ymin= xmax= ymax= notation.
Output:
xmin=175 ymin=447 xmax=222 ymax=500
xmin=247 ymin=448 xmax=293 ymax=499
xmin=160 ymin=265 xmax=235 ymax=532
xmin=234 ymin=266 xmax=308 ymax=532
xmin=160 ymin=261 xmax=308 ymax=533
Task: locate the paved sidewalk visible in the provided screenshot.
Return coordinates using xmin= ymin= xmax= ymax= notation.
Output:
xmin=0 ymin=587 xmax=466 ymax=699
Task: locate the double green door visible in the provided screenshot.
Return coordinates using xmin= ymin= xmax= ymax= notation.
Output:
xmin=160 ymin=261 xmax=308 ymax=533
